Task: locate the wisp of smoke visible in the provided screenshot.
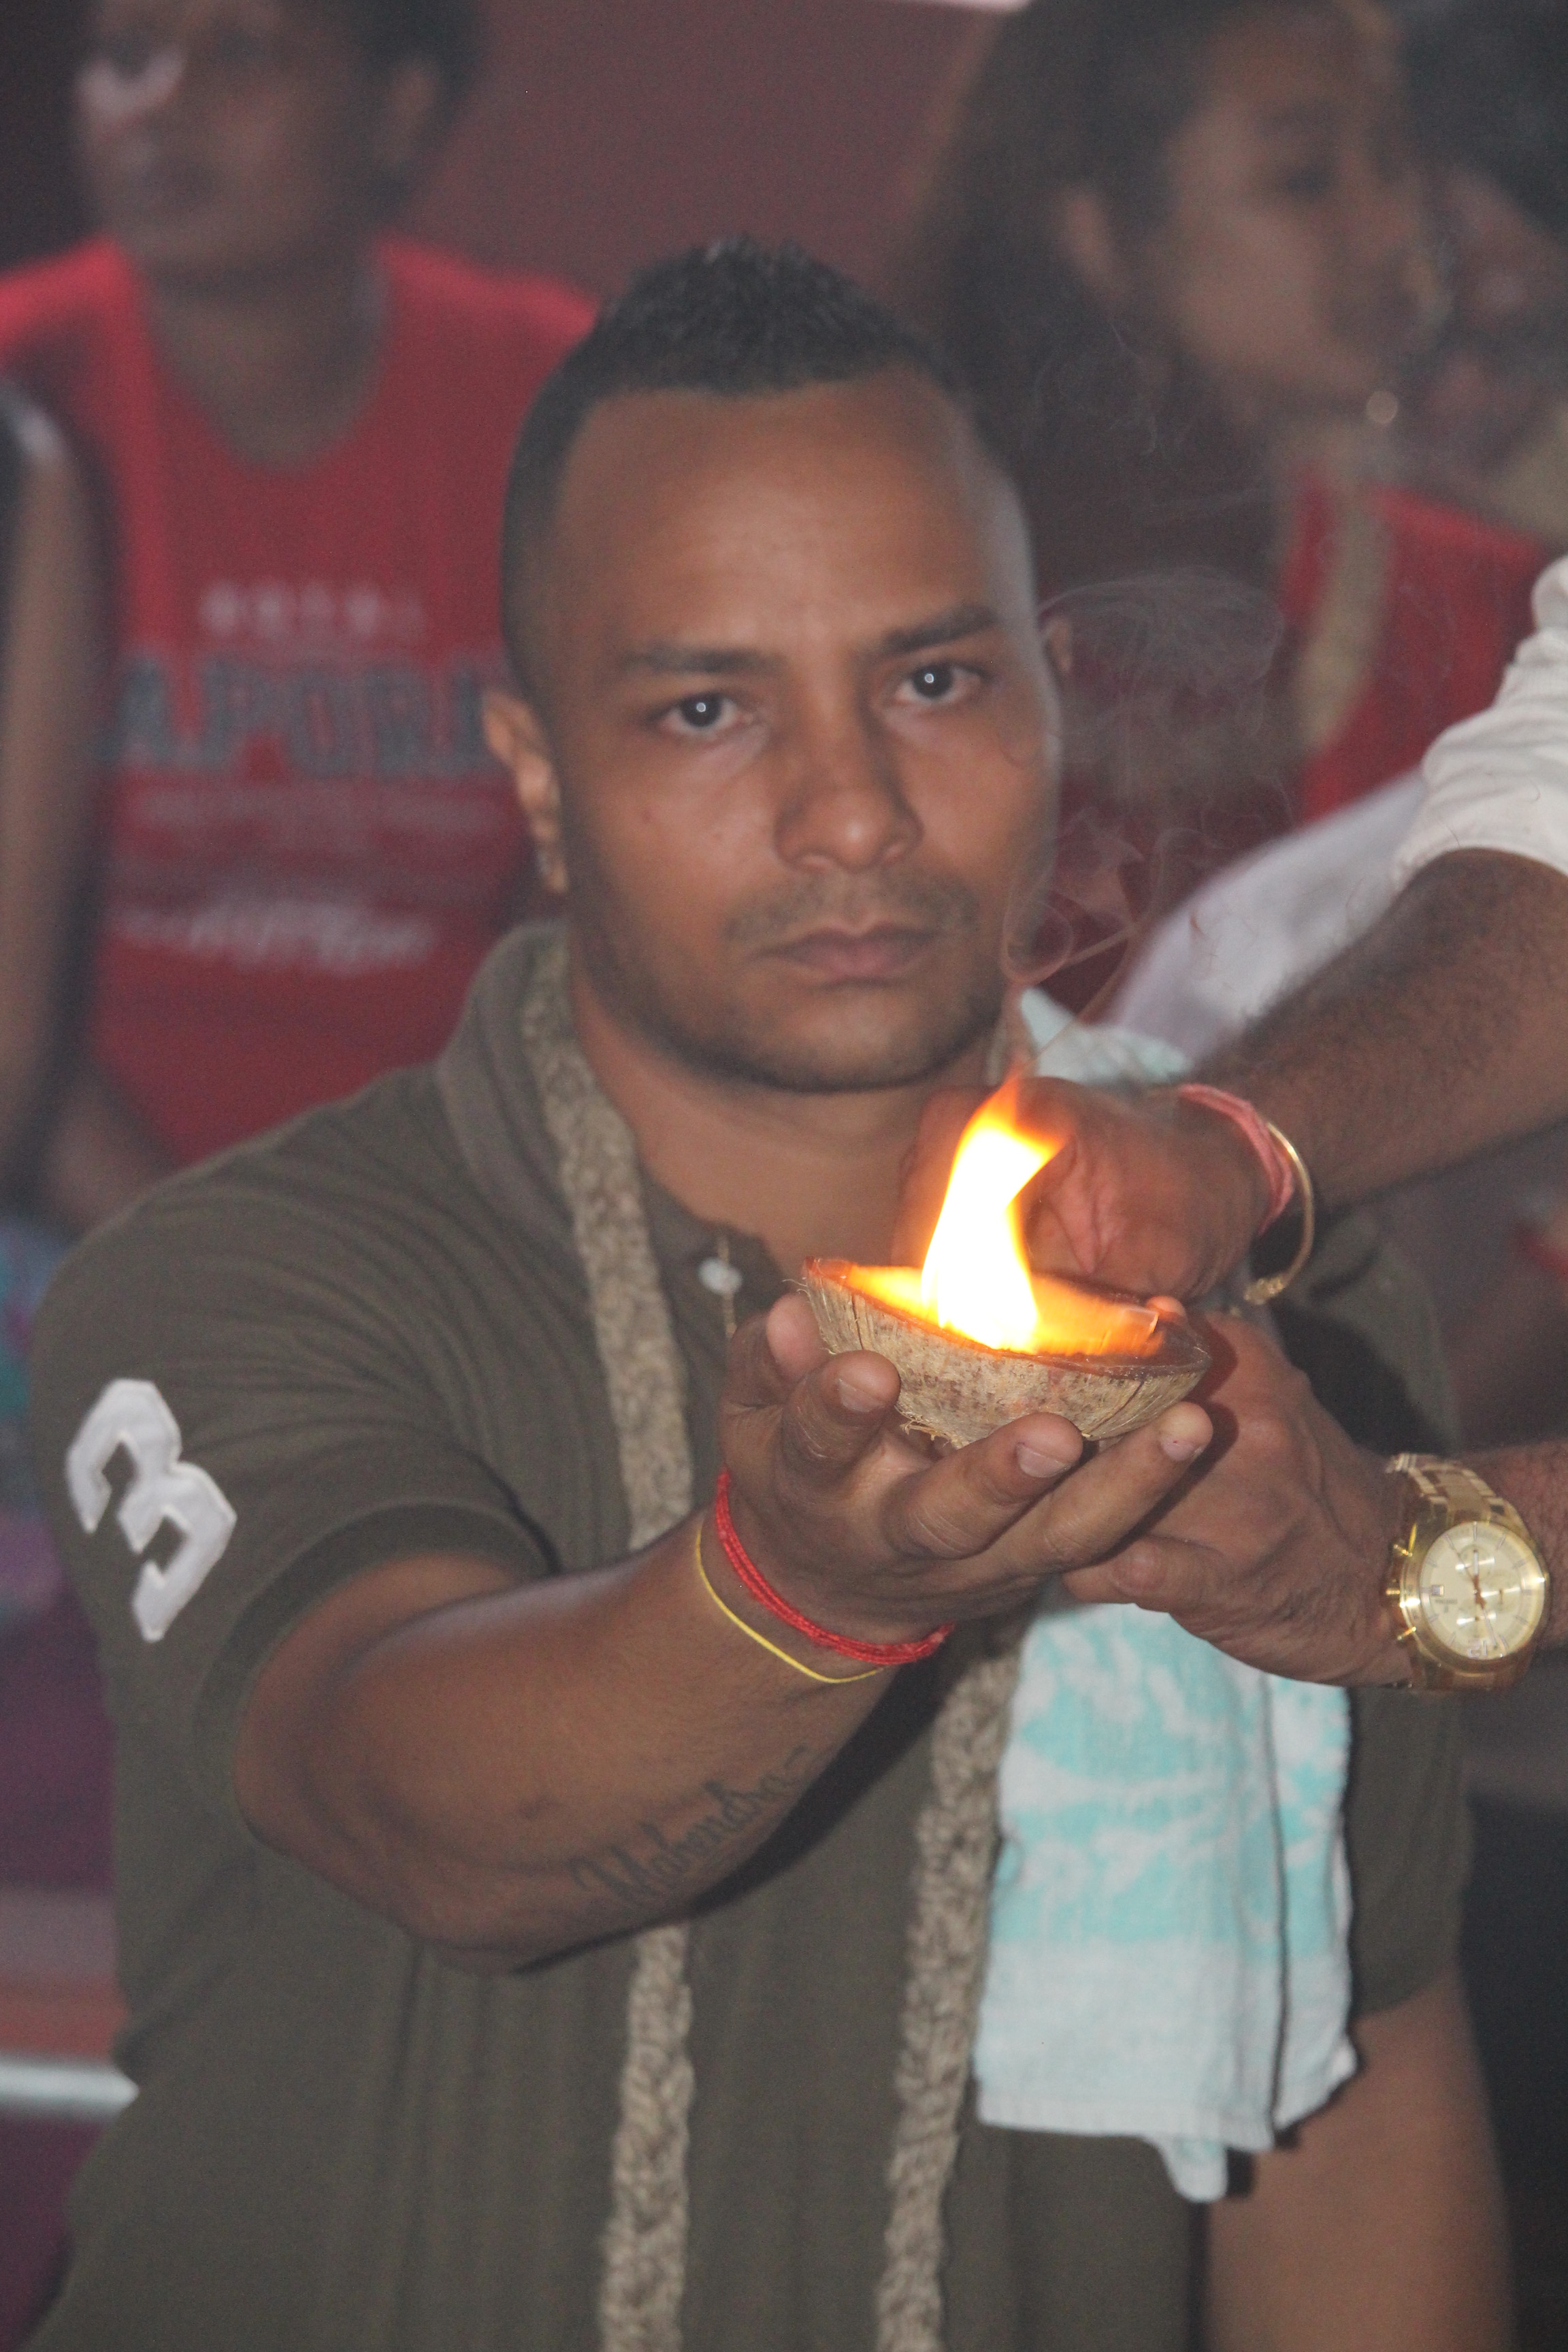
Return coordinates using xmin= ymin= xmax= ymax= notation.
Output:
xmin=1005 ymin=567 xmax=1290 ymax=1007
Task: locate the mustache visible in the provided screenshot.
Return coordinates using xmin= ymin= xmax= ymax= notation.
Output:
xmin=723 ymin=871 xmax=979 ymax=953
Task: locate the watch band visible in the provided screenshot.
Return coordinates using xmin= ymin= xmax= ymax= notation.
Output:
xmin=1391 ymin=1453 xmax=1526 ymax=1529
xmin=1386 ymin=1454 xmax=1548 ymax=1693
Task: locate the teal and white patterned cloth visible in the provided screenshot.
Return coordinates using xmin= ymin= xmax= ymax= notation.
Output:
xmin=972 ymin=995 xmax=1354 ymax=2202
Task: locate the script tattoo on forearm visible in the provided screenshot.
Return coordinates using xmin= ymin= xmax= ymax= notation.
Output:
xmin=568 ymin=1746 xmax=818 ymax=1913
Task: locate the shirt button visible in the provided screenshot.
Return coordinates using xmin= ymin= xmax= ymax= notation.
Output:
xmin=698 ymin=1256 xmax=744 ymax=1300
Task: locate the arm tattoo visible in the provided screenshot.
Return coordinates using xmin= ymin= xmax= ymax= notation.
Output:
xmin=567 ymin=1746 xmax=818 ymax=1913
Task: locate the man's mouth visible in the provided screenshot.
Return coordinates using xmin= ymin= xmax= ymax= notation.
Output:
xmin=766 ymin=924 xmax=936 ymax=981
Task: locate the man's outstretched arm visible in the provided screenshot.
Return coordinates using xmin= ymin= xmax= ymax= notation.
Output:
xmin=235 ymin=1296 xmax=1211 ymax=1968
xmin=984 ymin=849 xmax=1568 ymax=1307
xmin=1206 ymin=846 xmax=1568 ymax=1237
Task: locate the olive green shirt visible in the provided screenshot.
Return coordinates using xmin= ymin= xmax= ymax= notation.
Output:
xmin=28 ymin=926 xmax=1468 ymax=2352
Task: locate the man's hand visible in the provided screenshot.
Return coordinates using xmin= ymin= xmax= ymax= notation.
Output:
xmin=897 ymin=1079 xmax=1271 ymax=1303
xmin=719 ymin=1292 xmax=1214 ymax=1648
xmin=1063 ymin=1318 xmax=1412 ymax=1686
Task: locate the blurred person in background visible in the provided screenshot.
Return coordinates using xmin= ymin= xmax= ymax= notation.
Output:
xmin=1396 ymin=0 xmax=1568 ymax=554
xmin=0 ymin=8 xmax=586 ymax=2335
xmin=0 ymin=0 xmax=589 ymax=1237
xmin=895 ymin=0 xmax=1542 ymax=921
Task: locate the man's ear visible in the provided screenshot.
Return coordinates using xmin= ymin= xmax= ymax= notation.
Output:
xmin=1049 ymin=185 xmax=1132 ymax=308
xmin=485 ymin=690 xmax=568 ymax=895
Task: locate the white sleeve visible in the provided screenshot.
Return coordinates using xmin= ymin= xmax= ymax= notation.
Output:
xmin=1394 ymin=556 xmax=1568 ymax=886
xmin=1110 ymin=774 xmax=1420 ymax=1062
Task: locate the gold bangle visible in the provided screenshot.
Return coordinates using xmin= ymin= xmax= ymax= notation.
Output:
xmin=1241 ymin=1122 xmax=1316 ymax=1306
xmin=691 ymin=1520 xmax=883 ymax=1686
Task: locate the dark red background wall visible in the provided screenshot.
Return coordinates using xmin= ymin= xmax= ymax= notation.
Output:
xmin=1 ymin=0 xmax=987 ymax=296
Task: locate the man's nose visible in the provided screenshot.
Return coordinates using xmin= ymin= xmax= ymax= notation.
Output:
xmin=772 ymin=708 xmax=922 ymax=871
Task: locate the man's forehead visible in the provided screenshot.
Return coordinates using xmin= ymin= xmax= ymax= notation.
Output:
xmin=538 ymin=372 xmax=1034 ymax=666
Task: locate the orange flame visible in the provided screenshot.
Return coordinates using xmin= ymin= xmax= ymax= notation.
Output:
xmin=853 ymin=1083 xmax=1165 ymax=1361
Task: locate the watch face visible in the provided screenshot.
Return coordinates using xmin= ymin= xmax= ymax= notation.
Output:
xmin=1416 ymin=1522 xmax=1548 ymax=1665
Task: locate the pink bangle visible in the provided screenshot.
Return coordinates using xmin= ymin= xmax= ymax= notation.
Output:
xmin=712 ymin=1473 xmax=953 ymax=1667
xmin=1176 ymin=1083 xmax=1298 ymax=1230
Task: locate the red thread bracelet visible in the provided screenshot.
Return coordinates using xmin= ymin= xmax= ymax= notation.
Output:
xmin=712 ymin=1472 xmax=953 ymax=1666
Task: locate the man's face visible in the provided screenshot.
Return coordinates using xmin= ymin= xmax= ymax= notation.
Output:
xmin=1130 ymin=8 xmax=1433 ymax=427
xmin=76 ymin=0 xmax=426 ymax=289
xmin=503 ymin=372 xmax=1057 ymax=1096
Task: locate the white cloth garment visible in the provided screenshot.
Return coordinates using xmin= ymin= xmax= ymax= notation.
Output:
xmin=974 ymin=1006 xmax=1356 ymax=2203
xmin=1399 ymin=553 xmax=1568 ymax=885
xmin=1107 ymin=551 xmax=1568 ymax=1064
xmin=1109 ymin=774 xmax=1421 ymax=1064
xmin=1016 ymin=987 xmax=1190 ymax=1082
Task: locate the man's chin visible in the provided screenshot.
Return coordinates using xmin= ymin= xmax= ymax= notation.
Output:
xmin=657 ymin=992 xmax=1003 ymax=1096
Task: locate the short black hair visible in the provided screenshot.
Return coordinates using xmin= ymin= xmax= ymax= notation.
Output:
xmin=500 ymin=236 xmax=990 ymax=689
xmin=331 ymin=0 xmax=482 ymax=107
xmin=1405 ymin=0 xmax=1568 ymax=241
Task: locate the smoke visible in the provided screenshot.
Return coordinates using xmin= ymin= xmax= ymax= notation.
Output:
xmin=1005 ymin=567 xmax=1291 ymax=1007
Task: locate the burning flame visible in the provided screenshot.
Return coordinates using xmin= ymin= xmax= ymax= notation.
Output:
xmin=921 ymin=1091 xmax=1056 ymax=1350
xmin=852 ymin=1084 xmax=1165 ymax=1360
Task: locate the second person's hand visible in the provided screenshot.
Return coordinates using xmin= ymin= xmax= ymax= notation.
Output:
xmin=897 ymin=1078 xmax=1274 ymax=1303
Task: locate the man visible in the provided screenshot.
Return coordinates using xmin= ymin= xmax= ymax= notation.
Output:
xmin=29 ymin=241 xmax=1503 ymax=2351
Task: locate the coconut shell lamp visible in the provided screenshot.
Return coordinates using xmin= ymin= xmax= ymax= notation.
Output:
xmin=802 ymin=1087 xmax=1209 ymax=1448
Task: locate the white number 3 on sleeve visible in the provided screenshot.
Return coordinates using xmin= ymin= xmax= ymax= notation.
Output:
xmin=66 ymin=1379 xmax=238 ymax=1643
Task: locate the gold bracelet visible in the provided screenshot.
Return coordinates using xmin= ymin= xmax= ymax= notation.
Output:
xmin=691 ymin=1520 xmax=883 ymax=1686
xmin=1241 ymin=1122 xmax=1317 ymax=1306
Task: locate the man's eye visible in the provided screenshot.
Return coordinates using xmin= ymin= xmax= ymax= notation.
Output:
xmin=900 ymin=662 xmax=973 ymax=705
xmin=665 ymin=694 xmax=732 ymax=734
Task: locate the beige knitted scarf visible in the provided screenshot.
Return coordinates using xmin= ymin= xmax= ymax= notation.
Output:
xmin=518 ymin=935 xmax=1021 ymax=2352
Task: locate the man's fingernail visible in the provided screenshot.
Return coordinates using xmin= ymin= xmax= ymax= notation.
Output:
xmin=1160 ymin=1430 xmax=1207 ymax=1462
xmin=836 ymin=1374 xmax=883 ymax=1414
xmin=1017 ymin=1438 xmax=1077 ymax=1478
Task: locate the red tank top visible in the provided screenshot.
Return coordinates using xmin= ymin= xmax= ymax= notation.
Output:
xmin=1281 ymin=469 xmax=1543 ymax=828
xmin=0 ymin=238 xmax=590 ymax=1164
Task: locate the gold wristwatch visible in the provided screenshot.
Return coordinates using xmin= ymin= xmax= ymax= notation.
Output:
xmin=1386 ymin=1454 xmax=1550 ymax=1693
